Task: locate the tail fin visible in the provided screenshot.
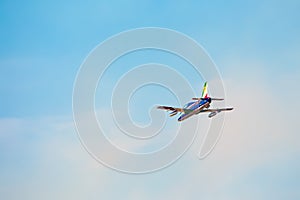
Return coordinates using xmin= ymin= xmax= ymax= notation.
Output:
xmin=201 ymin=82 xmax=208 ymax=98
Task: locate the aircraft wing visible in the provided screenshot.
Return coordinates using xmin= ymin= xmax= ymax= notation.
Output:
xmin=157 ymin=106 xmax=193 ymax=114
xmin=199 ymin=107 xmax=234 ymax=113
xmin=198 ymin=107 xmax=233 ymax=118
xmin=157 ymin=106 xmax=184 ymax=112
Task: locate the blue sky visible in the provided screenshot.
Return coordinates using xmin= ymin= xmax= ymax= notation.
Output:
xmin=1 ymin=0 xmax=299 ymax=117
xmin=1 ymin=0 xmax=300 ymax=199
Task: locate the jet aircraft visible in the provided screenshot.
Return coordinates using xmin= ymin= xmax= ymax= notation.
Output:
xmin=157 ymin=82 xmax=233 ymax=121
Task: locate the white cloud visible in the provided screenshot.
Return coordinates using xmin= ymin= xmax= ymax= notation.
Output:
xmin=1 ymin=66 xmax=300 ymax=200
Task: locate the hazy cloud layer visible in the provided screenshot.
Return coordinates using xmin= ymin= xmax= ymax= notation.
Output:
xmin=1 ymin=65 xmax=299 ymax=200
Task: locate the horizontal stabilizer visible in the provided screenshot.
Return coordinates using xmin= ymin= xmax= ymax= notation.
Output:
xmin=192 ymin=97 xmax=224 ymax=101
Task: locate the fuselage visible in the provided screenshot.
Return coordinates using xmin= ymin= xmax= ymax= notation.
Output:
xmin=178 ymin=98 xmax=211 ymax=121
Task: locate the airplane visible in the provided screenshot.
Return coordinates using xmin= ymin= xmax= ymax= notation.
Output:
xmin=157 ymin=82 xmax=233 ymax=122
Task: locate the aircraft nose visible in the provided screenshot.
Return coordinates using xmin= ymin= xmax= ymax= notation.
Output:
xmin=178 ymin=116 xmax=182 ymax=121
